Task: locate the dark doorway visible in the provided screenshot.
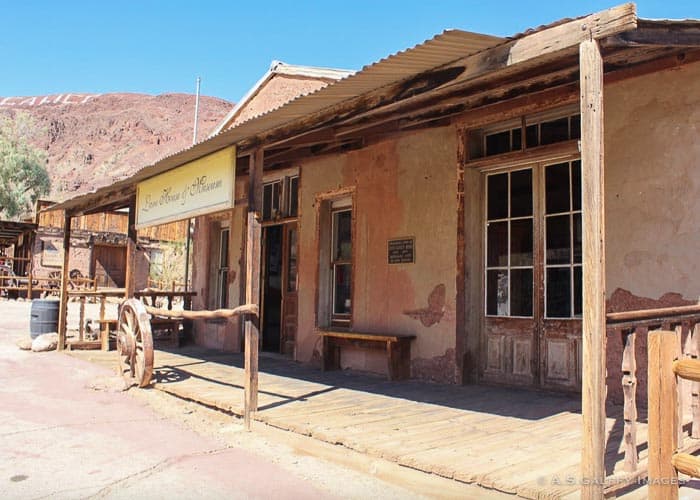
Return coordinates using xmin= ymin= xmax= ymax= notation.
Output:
xmin=262 ymin=226 xmax=283 ymax=352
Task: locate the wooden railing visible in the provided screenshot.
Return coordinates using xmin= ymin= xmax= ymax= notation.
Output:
xmin=606 ymin=304 xmax=700 ymax=474
xmin=647 ymin=330 xmax=700 ymax=499
xmin=146 ymin=278 xmax=189 ymax=292
xmin=0 ymin=271 xmax=96 ymax=298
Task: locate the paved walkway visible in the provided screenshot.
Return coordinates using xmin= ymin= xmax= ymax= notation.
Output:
xmin=70 ymin=344 xmax=684 ymax=499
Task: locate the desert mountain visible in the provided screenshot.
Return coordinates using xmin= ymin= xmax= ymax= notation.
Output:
xmin=0 ymin=93 xmax=232 ymax=200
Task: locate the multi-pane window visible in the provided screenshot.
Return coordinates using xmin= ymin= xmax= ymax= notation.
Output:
xmin=262 ymin=175 xmax=299 ymax=221
xmin=477 ymin=112 xmax=581 ymax=158
xmin=545 ymin=160 xmax=582 ymax=318
xmin=331 ymin=208 xmax=352 ymax=323
xmin=485 ymin=169 xmax=533 ymax=317
xmin=216 ymin=228 xmax=229 ymax=309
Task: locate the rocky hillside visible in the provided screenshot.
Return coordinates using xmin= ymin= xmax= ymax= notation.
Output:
xmin=0 ymin=93 xmax=232 ymax=200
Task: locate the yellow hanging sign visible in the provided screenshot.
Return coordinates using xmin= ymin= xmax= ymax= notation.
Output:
xmin=135 ymin=146 xmax=236 ymax=229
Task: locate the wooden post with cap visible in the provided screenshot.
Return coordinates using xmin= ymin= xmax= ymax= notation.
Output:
xmin=580 ymin=38 xmax=607 ymax=499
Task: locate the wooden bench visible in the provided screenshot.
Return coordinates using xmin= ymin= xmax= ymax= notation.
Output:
xmin=150 ymin=317 xmax=182 ymax=347
xmin=96 ymin=319 xmax=118 ymax=350
xmin=318 ymin=329 xmax=416 ymax=381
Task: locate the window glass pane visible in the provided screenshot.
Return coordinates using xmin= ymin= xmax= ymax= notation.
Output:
xmin=333 ymin=264 xmax=352 ymax=315
xmin=547 ymin=267 xmax=571 ymax=318
xmin=287 ymin=227 xmax=297 ymax=292
xmin=510 ymin=269 xmax=533 ymax=317
xmin=512 ymin=128 xmax=522 ymax=151
xmin=220 ymin=229 xmax=229 ymax=268
xmin=510 ymin=169 xmax=532 ymax=217
xmin=510 ymin=219 xmax=533 ymax=267
xmin=571 ymin=160 xmax=581 ymax=211
xmin=570 ymin=114 xmax=581 ymax=140
xmin=545 ymin=162 xmax=570 ymax=214
xmin=485 ymin=130 xmax=511 ymax=156
xmin=540 ymin=117 xmax=570 ymax=145
xmin=272 ymin=182 xmax=281 ymax=215
xmin=573 ymin=213 xmax=582 ymax=264
xmin=219 ymin=269 xmax=229 ymax=308
xmin=487 ymin=173 xmax=508 ymax=220
xmin=487 ymin=221 xmax=508 ymax=267
xmin=546 ymin=215 xmax=571 ymax=265
xmin=333 ymin=210 xmax=352 ymax=261
xmin=526 ymin=124 xmax=539 ymax=148
xmin=574 ymin=266 xmax=582 ymax=317
xmin=288 ymin=176 xmax=299 ymax=217
xmin=487 ymin=269 xmax=508 ymax=316
xmin=262 ymin=184 xmax=272 ymax=220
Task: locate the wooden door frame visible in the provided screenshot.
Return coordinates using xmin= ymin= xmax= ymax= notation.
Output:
xmin=259 ymin=220 xmax=298 ymax=354
xmin=477 ymin=150 xmax=582 ymax=390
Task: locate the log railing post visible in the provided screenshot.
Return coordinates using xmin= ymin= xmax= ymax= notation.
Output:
xmin=580 ymin=38 xmax=607 ymax=498
xmin=244 ymin=150 xmax=263 ymax=431
xmin=622 ymin=328 xmax=638 ymax=472
xmin=57 ymin=213 xmax=72 ymax=351
xmin=124 ymin=196 xmax=137 ymax=299
xmin=692 ymin=323 xmax=700 ymax=438
xmin=100 ymin=295 xmax=108 ymax=351
xmin=78 ymin=295 xmax=86 ymax=341
xmin=648 ymin=330 xmax=679 ymax=500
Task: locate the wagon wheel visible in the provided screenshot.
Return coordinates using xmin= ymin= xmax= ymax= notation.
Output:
xmin=117 ymin=298 xmax=154 ymax=388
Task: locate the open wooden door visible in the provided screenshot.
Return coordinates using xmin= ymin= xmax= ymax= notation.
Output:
xmin=92 ymin=244 xmax=126 ymax=288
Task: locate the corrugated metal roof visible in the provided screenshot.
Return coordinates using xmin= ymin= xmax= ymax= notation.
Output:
xmin=51 ymin=29 xmax=505 ymax=214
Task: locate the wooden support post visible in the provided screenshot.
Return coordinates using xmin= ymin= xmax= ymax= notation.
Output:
xmin=244 ymin=150 xmax=263 ymax=431
xmin=622 ymin=329 xmax=638 ymax=472
xmin=78 ymin=295 xmax=86 ymax=341
xmin=580 ymin=39 xmax=607 ymax=498
xmin=124 ymin=197 xmax=137 ymax=299
xmin=26 ymin=231 xmax=34 ymax=300
xmin=100 ymin=295 xmax=108 ymax=351
xmin=648 ymin=330 xmax=679 ymax=500
xmin=57 ymin=214 xmax=72 ymax=351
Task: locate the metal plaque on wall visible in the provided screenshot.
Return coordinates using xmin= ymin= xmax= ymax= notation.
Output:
xmin=388 ymin=237 xmax=415 ymax=264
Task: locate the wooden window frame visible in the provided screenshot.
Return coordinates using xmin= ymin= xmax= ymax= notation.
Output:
xmin=216 ymin=227 xmax=230 ymax=309
xmin=484 ymin=168 xmax=534 ymax=318
xmin=330 ymin=206 xmax=352 ymax=326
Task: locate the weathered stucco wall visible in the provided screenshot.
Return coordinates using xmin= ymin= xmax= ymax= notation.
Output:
xmin=606 ymin=60 xmax=700 ymax=302
xmin=605 ymin=60 xmax=700 ymax=405
xmin=296 ymin=126 xmax=459 ymax=382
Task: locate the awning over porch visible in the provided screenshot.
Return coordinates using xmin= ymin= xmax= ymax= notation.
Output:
xmin=0 ymin=220 xmax=36 ymax=248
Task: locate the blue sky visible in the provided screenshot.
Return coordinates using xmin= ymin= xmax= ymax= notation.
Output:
xmin=2 ymin=1 xmax=699 ymax=104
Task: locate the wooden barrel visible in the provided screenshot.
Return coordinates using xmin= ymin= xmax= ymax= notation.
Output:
xmin=30 ymin=300 xmax=59 ymax=338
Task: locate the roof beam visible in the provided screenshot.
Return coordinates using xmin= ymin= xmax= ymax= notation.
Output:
xmin=605 ymin=23 xmax=700 ymax=47
xmin=244 ymin=4 xmax=636 ymax=153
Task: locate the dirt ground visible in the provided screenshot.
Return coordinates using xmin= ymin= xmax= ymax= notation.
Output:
xmin=0 ymin=298 xmax=505 ymax=499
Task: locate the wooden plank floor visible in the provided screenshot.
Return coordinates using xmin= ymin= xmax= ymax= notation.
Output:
xmin=69 ymin=345 xmax=700 ymax=499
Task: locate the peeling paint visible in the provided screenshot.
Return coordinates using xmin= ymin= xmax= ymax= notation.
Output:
xmin=403 ymin=284 xmax=446 ymax=327
xmin=411 ymin=348 xmax=456 ymax=384
xmin=606 ymin=287 xmax=695 ymax=313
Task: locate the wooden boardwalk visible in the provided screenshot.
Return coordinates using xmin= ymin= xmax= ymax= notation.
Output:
xmin=69 ymin=346 xmax=700 ymax=499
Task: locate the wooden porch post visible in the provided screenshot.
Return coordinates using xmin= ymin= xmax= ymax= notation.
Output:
xmin=580 ymin=39 xmax=607 ymax=498
xmin=57 ymin=213 xmax=72 ymax=351
xmin=244 ymin=150 xmax=263 ymax=430
xmin=26 ymin=230 xmax=35 ymax=300
xmin=124 ymin=196 xmax=137 ymax=298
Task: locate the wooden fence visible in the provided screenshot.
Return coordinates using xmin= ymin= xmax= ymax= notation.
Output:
xmin=606 ymin=304 xmax=700 ymax=475
xmin=647 ymin=330 xmax=700 ymax=499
